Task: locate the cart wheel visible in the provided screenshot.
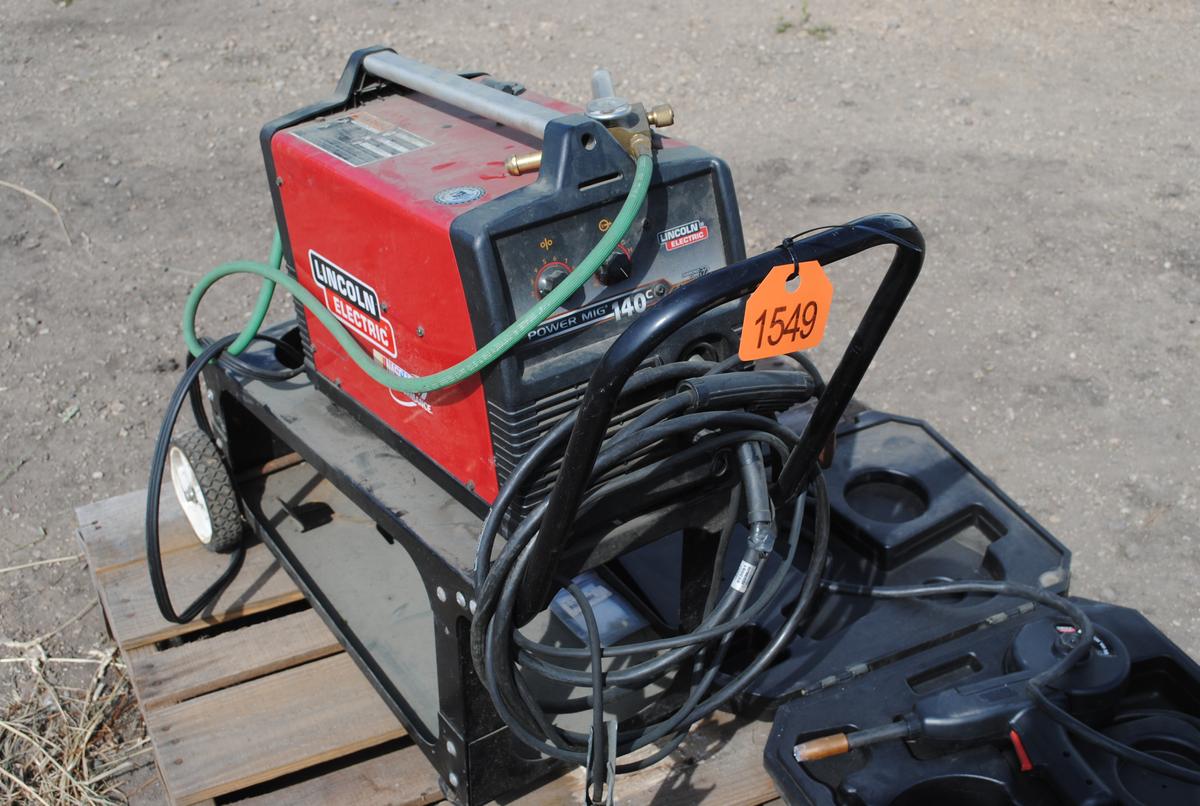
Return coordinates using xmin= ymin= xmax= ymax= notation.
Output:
xmin=168 ymin=430 xmax=244 ymax=553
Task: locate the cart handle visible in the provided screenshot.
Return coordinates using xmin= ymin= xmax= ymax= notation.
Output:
xmin=517 ymin=213 xmax=925 ymax=621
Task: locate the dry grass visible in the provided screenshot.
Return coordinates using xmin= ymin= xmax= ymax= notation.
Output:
xmin=2 ymin=611 xmax=150 ymax=804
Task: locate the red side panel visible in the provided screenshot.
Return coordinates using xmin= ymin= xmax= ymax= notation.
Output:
xmin=270 ymin=86 xmax=574 ymax=502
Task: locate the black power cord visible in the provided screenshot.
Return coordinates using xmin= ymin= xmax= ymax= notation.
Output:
xmin=147 ymin=333 xmax=302 ymax=624
xmin=146 ymin=336 xmax=246 ymax=624
xmin=470 ymin=359 xmax=828 ymax=800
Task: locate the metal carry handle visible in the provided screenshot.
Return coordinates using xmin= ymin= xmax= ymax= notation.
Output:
xmin=516 ymin=213 xmax=926 ymax=622
xmin=361 ymin=51 xmax=563 ymax=139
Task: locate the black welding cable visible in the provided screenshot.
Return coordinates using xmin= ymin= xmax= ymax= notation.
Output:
xmin=479 ymin=457 xmax=759 ymax=760
xmin=615 ymin=492 xmax=817 ymax=756
xmin=197 ymin=333 xmax=304 ymax=382
xmin=500 ymin=430 xmax=795 ymax=688
xmin=474 ymin=357 xmax=801 ymax=594
xmin=702 ymin=353 xmax=751 ymax=376
xmin=514 ymin=551 xmax=759 ymax=691
xmin=487 ymin=528 xmax=749 ymax=758
xmin=705 ymin=483 xmax=744 ymax=615
xmin=471 ymin=409 xmax=796 ymax=682
xmin=564 ymin=580 xmax=607 ymax=803
xmin=146 ymin=335 xmax=246 ymax=624
xmin=825 ymin=580 xmax=1095 ymax=693
xmin=186 ymin=333 xmax=304 ymax=439
xmin=477 ymin=473 xmax=824 ymax=768
xmin=788 ymin=351 xmax=825 ymax=397
xmin=545 ymin=547 xmax=768 ymax=757
xmin=472 ymin=360 xmax=807 ymax=627
xmin=826 ymin=579 xmax=1200 ymax=785
xmin=474 ymin=425 xmax=775 ymax=674
xmin=488 ymin=461 xmax=824 ymax=762
xmin=490 ymin=518 xmax=745 ymax=703
xmin=657 ymin=472 xmax=830 ymax=730
xmin=471 ymin=357 xmax=823 ymax=771
xmin=530 ymin=484 xmax=811 ymax=719
xmin=1029 ymin=687 xmax=1200 ymax=784
xmin=562 ymin=481 xmax=824 ymax=756
xmin=516 ymin=481 xmax=805 ymax=664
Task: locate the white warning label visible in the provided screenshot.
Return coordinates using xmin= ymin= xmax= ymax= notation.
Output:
xmin=731 ymin=560 xmax=756 ymax=593
xmin=293 ymin=114 xmax=432 ymax=167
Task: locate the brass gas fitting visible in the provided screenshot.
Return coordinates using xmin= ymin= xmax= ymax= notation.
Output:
xmin=646 ymin=104 xmax=674 ymax=128
xmin=505 ymin=151 xmax=543 ymax=176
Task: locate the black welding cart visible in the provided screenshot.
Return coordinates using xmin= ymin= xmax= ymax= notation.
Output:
xmin=179 ymin=202 xmax=930 ymax=804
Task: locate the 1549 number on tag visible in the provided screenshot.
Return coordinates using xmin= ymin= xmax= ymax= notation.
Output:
xmin=738 ymin=261 xmax=833 ymax=361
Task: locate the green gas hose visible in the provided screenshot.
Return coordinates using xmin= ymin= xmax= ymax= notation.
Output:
xmin=183 ymin=153 xmax=653 ymax=394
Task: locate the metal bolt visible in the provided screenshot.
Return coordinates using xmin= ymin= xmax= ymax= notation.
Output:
xmin=416 ymin=325 xmax=425 ymax=337
xmin=436 ymin=586 xmax=447 ymax=602
xmin=448 ymin=772 xmax=460 ymax=788
xmin=466 ymin=480 xmax=476 ymax=493
xmin=455 ymin=591 xmax=467 ymax=608
xmin=381 ymin=302 xmax=389 ymax=313
xmin=469 ymin=599 xmax=477 ymax=615
xmin=446 ymin=739 xmax=458 ymax=757
xmin=275 ymin=176 xmax=284 ymax=186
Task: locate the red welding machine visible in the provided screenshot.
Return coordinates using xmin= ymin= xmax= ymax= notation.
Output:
xmin=262 ymin=48 xmax=745 ymax=513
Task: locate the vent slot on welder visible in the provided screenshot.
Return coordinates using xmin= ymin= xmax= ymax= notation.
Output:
xmin=490 ymin=376 xmax=699 ymax=536
xmin=578 ymin=172 xmax=621 ymax=191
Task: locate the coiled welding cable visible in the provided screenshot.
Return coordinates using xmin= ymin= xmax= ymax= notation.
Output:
xmin=470 ymin=361 xmax=831 ymax=788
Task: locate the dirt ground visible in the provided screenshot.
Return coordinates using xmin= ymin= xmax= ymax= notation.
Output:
xmin=1 ymin=0 xmax=1197 ymax=801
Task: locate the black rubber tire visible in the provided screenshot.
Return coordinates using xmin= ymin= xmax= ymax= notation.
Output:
xmin=168 ymin=429 xmax=244 ymax=553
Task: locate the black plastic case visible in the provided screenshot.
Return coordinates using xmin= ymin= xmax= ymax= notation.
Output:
xmin=764 ymin=598 xmax=1200 ymax=805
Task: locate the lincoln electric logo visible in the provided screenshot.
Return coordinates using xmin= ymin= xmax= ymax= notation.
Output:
xmin=658 ymin=219 xmax=709 ymax=252
xmin=308 ymin=250 xmax=397 ymax=358
xmin=310 ymin=251 xmax=380 ymax=319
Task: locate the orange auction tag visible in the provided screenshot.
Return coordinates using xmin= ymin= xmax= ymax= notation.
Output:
xmin=738 ymin=261 xmax=833 ymax=360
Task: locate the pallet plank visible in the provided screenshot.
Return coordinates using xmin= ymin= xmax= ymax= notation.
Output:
xmin=76 ymin=486 xmax=306 ymax=650
xmin=231 ymin=743 xmax=442 ymax=806
xmin=77 ymin=488 xmax=198 ymax=572
xmin=94 ymin=540 xmax=304 ymax=650
xmin=126 ymin=609 xmax=341 ymax=709
xmin=509 ymin=714 xmax=777 ymax=806
xmin=147 ymin=652 xmax=406 ymax=804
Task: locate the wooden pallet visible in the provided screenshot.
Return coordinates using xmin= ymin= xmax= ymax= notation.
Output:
xmin=75 ymin=490 xmax=781 ymax=805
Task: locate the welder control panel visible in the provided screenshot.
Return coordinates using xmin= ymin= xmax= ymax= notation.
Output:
xmin=496 ymin=175 xmax=730 ymax=360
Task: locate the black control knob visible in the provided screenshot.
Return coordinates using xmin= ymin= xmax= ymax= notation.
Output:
xmin=536 ymin=262 xmax=571 ymax=297
xmin=597 ymin=250 xmax=633 ymax=285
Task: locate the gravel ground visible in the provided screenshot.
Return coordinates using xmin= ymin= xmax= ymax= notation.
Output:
xmin=1 ymin=0 xmax=1197 ymax=801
